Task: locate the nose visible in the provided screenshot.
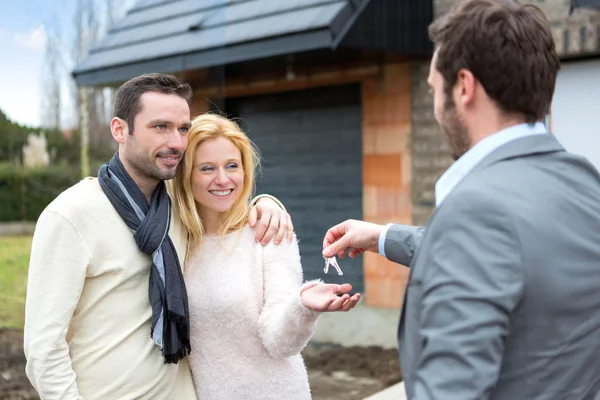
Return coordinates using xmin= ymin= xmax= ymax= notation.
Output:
xmin=214 ymin=168 xmax=228 ymax=185
xmin=167 ymin=129 xmax=186 ymax=152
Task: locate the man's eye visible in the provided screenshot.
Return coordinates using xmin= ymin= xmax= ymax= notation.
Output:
xmin=156 ymin=125 xmax=167 ymax=131
xmin=179 ymin=127 xmax=189 ymax=134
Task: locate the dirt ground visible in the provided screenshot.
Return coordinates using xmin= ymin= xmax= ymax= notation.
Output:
xmin=304 ymin=344 xmax=403 ymax=400
xmin=0 ymin=328 xmax=401 ymax=400
xmin=0 ymin=329 xmax=37 ymax=400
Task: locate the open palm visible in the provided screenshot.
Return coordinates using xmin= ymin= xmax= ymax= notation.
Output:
xmin=300 ymin=283 xmax=360 ymax=312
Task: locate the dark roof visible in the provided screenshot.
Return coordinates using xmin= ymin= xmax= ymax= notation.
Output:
xmin=72 ymin=0 xmax=433 ymax=86
xmin=571 ymin=0 xmax=600 ymax=10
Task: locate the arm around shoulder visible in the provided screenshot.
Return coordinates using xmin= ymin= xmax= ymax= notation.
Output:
xmin=257 ymin=233 xmax=321 ymax=358
xmin=24 ymin=209 xmax=89 ymax=399
xmin=250 ymin=194 xmax=286 ymax=212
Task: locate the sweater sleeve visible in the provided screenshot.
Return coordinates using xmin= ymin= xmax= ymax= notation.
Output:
xmin=250 ymin=194 xmax=286 ymax=212
xmin=257 ymin=233 xmax=322 ymax=358
xmin=24 ymin=209 xmax=89 ymax=400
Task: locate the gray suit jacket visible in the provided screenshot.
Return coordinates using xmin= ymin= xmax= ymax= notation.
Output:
xmin=386 ymin=133 xmax=600 ymax=400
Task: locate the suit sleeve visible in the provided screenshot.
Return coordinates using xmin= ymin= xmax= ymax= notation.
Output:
xmin=383 ymin=224 xmax=426 ymax=266
xmin=412 ymin=195 xmax=524 ymax=400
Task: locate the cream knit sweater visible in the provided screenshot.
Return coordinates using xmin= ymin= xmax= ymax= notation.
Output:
xmin=185 ymin=224 xmax=322 ymax=400
xmin=23 ymin=178 xmax=196 ymax=399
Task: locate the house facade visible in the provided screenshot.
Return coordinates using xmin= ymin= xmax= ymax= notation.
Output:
xmin=73 ymin=0 xmax=600 ymax=331
xmin=73 ymin=0 xmax=432 ymax=313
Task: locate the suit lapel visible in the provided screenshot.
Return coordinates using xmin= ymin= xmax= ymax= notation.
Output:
xmin=398 ymin=133 xmax=565 ymax=331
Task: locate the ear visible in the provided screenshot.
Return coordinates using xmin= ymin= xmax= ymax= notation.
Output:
xmin=455 ymin=68 xmax=476 ymax=107
xmin=110 ymin=117 xmax=128 ymax=144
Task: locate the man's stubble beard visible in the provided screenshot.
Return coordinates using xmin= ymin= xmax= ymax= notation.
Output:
xmin=126 ymin=135 xmax=181 ymax=183
xmin=440 ymin=96 xmax=471 ymax=161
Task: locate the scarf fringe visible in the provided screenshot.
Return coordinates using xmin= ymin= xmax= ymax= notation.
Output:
xmin=160 ymin=310 xmax=192 ymax=364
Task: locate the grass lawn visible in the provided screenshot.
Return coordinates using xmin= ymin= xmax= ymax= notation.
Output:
xmin=0 ymin=235 xmax=32 ymax=329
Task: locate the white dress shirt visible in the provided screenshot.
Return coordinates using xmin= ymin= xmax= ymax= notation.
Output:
xmin=378 ymin=122 xmax=547 ymax=257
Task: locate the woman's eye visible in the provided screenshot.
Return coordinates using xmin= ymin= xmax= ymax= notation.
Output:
xmin=200 ymin=166 xmax=214 ymax=172
xmin=226 ymin=163 xmax=238 ymax=169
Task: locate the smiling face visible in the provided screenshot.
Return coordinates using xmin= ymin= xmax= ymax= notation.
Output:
xmin=191 ymin=136 xmax=245 ymax=221
xmin=116 ymin=91 xmax=191 ymax=183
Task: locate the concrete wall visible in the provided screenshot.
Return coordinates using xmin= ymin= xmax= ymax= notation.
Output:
xmin=410 ymin=61 xmax=451 ymax=227
xmin=551 ymin=58 xmax=600 ymax=170
xmin=0 ymin=222 xmax=36 ymax=236
xmin=311 ymin=299 xmax=400 ymax=349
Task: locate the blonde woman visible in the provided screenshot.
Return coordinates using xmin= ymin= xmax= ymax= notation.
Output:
xmin=169 ymin=113 xmax=361 ymax=399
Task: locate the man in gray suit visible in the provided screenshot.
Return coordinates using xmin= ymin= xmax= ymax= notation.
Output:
xmin=323 ymin=0 xmax=600 ymax=399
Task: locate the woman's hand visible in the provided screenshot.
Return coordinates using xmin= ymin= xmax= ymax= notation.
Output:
xmin=300 ymin=283 xmax=360 ymax=312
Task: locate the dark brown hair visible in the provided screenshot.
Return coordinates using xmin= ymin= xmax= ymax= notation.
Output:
xmin=428 ymin=0 xmax=560 ymax=123
xmin=113 ymin=73 xmax=193 ymax=134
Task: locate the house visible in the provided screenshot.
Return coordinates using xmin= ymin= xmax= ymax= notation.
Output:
xmin=73 ymin=0 xmax=600 ymax=347
xmin=73 ymin=0 xmax=431 ymax=319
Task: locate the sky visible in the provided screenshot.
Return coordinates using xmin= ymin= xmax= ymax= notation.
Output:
xmin=0 ymin=0 xmax=134 ymax=129
xmin=0 ymin=0 xmax=55 ymax=127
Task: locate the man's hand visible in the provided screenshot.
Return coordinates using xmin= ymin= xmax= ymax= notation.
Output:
xmin=322 ymin=219 xmax=384 ymax=259
xmin=248 ymin=197 xmax=293 ymax=245
xmin=300 ymin=283 xmax=360 ymax=312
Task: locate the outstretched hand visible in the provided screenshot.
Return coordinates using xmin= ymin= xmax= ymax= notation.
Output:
xmin=322 ymin=219 xmax=384 ymax=259
xmin=300 ymin=283 xmax=360 ymax=312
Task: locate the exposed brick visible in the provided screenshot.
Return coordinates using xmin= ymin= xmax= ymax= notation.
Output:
xmin=363 ymin=122 xmax=410 ymax=155
xmin=362 ymin=63 xmax=413 ymax=309
xmin=364 ymin=155 xmax=403 ymax=186
xmin=367 ymin=215 xmax=414 ymax=226
xmin=364 ymin=276 xmax=409 ymax=309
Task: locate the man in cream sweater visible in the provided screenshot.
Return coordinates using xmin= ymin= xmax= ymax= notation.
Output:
xmin=23 ymin=73 xmax=291 ymax=400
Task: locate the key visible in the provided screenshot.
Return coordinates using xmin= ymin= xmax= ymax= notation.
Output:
xmin=323 ymin=256 xmax=343 ymax=276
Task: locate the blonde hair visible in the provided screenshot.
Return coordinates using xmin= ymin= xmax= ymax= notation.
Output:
xmin=169 ymin=113 xmax=260 ymax=254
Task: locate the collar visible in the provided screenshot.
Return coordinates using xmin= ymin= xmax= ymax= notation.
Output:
xmin=435 ymin=122 xmax=547 ymax=207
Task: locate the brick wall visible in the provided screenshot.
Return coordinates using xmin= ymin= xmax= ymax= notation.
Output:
xmin=361 ymin=63 xmax=412 ymax=308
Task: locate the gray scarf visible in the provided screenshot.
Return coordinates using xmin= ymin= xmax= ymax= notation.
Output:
xmin=98 ymin=152 xmax=190 ymax=364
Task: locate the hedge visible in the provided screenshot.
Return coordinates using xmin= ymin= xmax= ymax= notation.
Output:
xmin=0 ymin=164 xmax=81 ymax=222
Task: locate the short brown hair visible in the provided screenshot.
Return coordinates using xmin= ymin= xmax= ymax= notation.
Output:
xmin=428 ymin=0 xmax=560 ymax=123
xmin=113 ymin=73 xmax=193 ymax=134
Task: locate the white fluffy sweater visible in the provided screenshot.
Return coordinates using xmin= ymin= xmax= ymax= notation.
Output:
xmin=184 ymin=224 xmax=322 ymax=400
